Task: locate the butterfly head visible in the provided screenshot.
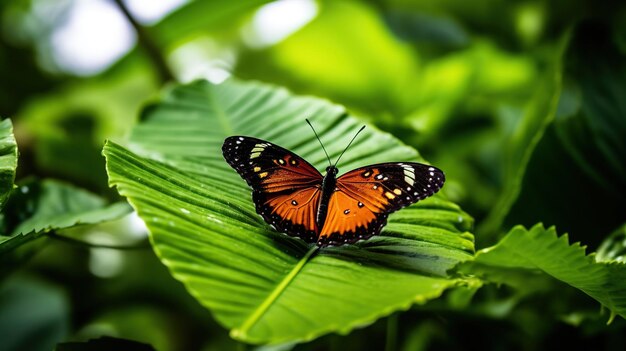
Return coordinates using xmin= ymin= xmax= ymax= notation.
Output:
xmin=325 ymin=166 xmax=338 ymax=177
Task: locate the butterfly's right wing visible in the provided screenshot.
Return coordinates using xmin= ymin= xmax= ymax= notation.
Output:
xmin=318 ymin=162 xmax=444 ymax=246
xmin=222 ymin=136 xmax=323 ymax=243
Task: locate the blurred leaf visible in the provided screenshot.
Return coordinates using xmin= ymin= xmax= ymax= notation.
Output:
xmin=5 ymin=180 xmax=131 ymax=236
xmin=0 ymin=179 xmax=131 ymax=260
xmin=383 ymin=10 xmax=469 ymax=47
xmin=104 ymin=79 xmax=474 ymax=344
xmin=0 ymin=0 xmax=61 ymax=117
xmin=444 ymin=282 xmax=482 ymax=309
xmin=478 ymin=38 xmax=563 ymax=238
xmin=405 ymin=42 xmax=537 ymax=140
xmin=410 ymin=43 xmax=538 ymax=220
xmin=460 ymin=223 xmax=626 ymax=320
xmin=151 ymin=0 xmax=270 ymax=47
xmin=17 ymin=56 xmax=158 ymax=190
xmin=0 ymin=275 xmax=69 ymax=351
xmin=374 ymin=0 xmax=523 ymax=46
xmin=56 ymin=336 xmax=155 ymax=351
xmin=400 ymin=321 xmax=444 ymax=351
xmin=558 ymin=21 xmax=626 ymax=190
xmin=75 ymin=306 xmax=175 ymax=351
xmin=376 ymin=0 xmax=609 ymax=48
xmin=0 ymin=119 xmax=17 ymax=210
xmin=237 ymin=0 xmax=421 ymax=117
xmin=505 ymin=21 xmax=626 ymax=246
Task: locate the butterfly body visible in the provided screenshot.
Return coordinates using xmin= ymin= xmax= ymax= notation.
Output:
xmin=222 ymin=135 xmax=444 ymax=247
xmin=317 ymin=166 xmax=338 ymax=230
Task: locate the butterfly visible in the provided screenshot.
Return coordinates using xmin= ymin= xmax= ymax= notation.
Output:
xmin=222 ymin=121 xmax=445 ymax=247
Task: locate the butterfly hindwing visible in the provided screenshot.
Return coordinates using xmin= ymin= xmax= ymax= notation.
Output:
xmin=222 ymin=136 xmax=323 ymax=243
xmin=260 ymin=187 xmax=322 ymax=243
xmin=317 ymin=162 xmax=445 ymax=246
xmin=317 ymin=189 xmax=387 ymax=246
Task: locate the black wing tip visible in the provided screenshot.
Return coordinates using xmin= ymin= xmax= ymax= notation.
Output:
xmin=421 ymin=163 xmax=445 ymax=195
xmin=222 ymin=136 xmax=254 ymax=148
xmin=222 ymin=136 xmax=238 ymax=152
xmin=222 ymin=136 xmax=252 ymax=174
xmin=223 ymin=136 xmax=240 ymax=145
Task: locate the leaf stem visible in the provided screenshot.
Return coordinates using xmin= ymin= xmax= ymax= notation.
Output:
xmin=232 ymin=245 xmax=319 ymax=339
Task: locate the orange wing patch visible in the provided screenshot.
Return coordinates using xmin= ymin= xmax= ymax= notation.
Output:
xmin=258 ymin=187 xmax=322 ymax=243
xmin=266 ymin=187 xmax=321 ymax=230
xmin=318 ymin=187 xmax=387 ymax=246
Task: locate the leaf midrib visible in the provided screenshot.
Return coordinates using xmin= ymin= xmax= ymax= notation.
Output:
xmin=231 ymin=246 xmax=319 ymax=339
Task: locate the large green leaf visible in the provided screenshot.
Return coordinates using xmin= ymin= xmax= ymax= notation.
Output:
xmin=103 ymin=79 xmax=474 ymax=344
xmin=0 ymin=119 xmax=17 ymax=211
xmin=460 ymin=224 xmax=626 ymax=320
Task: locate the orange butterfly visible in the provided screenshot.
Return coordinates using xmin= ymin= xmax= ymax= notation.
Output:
xmin=222 ymin=121 xmax=445 ymax=247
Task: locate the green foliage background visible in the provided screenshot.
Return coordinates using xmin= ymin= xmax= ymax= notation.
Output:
xmin=1 ymin=0 xmax=625 ymax=350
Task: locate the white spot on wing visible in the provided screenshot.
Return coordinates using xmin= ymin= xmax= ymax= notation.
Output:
xmin=403 ymin=167 xmax=415 ymax=185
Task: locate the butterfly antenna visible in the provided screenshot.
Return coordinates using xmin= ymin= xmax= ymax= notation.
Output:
xmin=334 ymin=125 xmax=366 ymax=167
xmin=306 ymin=119 xmax=332 ymax=167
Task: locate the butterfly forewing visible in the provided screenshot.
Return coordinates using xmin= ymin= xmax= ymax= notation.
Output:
xmin=317 ymin=162 xmax=445 ymax=246
xmin=222 ymin=136 xmax=323 ymax=243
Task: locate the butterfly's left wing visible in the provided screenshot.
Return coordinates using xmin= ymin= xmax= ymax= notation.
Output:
xmin=222 ymin=136 xmax=324 ymax=243
xmin=318 ymin=162 xmax=444 ymax=246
